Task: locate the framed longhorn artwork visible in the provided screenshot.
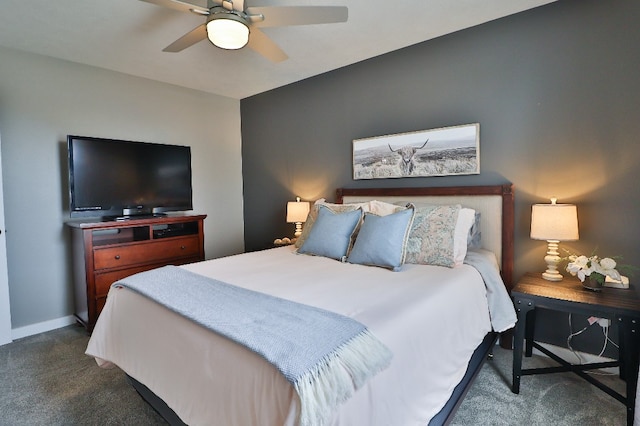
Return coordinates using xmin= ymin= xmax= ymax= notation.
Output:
xmin=352 ymin=123 xmax=480 ymax=180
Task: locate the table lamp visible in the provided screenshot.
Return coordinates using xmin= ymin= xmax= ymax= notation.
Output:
xmin=286 ymin=197 xmax=310 ymax=238
xmin=530 ymin=198 xmax=579 ymax=281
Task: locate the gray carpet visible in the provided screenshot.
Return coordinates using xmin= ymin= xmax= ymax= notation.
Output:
xmin=0 ymin=325 xmax=165 ymax=425
xmin=0 ymin=325 xmax=627 ymax=425
xmin=451 ymin=345 xmax=626 ymax=426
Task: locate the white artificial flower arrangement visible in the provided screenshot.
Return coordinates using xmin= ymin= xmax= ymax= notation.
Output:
xmin=565 ymin=254 xmax=622 ymax=285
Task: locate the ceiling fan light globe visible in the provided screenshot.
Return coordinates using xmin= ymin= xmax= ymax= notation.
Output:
xmin=207 ymin=16 xmax=249 ymax=50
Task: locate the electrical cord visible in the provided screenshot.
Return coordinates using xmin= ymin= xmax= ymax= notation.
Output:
xmin=567 ymin=313 xmax=617 ymax=376
xmin=567 ymin=313 xmax=588 ymax=364
xmin=606 ymin=329 xmax=619 ymax=349
xmin=598 ymin=324 xmax=608 ymax=357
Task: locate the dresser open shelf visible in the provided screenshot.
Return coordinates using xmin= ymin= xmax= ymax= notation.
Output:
xmin=67 ymin=214 xmax=206 ymax=331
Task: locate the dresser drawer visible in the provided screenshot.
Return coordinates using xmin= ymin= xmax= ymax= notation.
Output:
xmin=94 ymin=236 xmax=201 ymax=270
xmin=94 ymin=265 xmax=156 ymax=297
xmin=93 ymin=256 xmax=201 ymax=297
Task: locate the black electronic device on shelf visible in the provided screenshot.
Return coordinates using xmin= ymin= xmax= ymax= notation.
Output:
xmin=67 ymin=135 xmax=193 ymax=219
xmin=152 ymin=222 xmax=199 ymax=239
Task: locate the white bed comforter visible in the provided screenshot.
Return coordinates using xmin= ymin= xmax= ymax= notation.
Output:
xmin=87 ymin=246 xmax=505 ymax=426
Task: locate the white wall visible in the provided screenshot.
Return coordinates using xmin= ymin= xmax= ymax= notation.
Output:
xmin=0 ymin=46 xmax=245 ymax=331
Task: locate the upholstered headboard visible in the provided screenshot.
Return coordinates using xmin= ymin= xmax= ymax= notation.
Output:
xmin=336 ymin=185 xmax=514 ymax=289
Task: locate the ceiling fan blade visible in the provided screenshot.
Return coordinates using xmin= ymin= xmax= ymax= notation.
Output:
xmin=225 ymin=0 xmax=244 ymax=12
xmin=247 ymin=6 xmax=348 ymax=28
xmin=163 ymin=24 xmax=208 ymax=52
xmin=247 ymin=27 xmax=288 ymax=62
xmin=139 ymin=0 xmax=208 ymax=14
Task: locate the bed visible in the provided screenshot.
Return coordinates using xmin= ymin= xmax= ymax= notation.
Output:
xmin=86 ymin=184 xmax=517 ymax=426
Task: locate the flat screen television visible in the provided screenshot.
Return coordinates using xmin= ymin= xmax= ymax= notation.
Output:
xmin=67 ymin=135 xmax=193 ymax=219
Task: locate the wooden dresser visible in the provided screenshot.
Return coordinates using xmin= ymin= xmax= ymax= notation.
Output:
xmin=67 ymin=214 xmax=206 ymax=331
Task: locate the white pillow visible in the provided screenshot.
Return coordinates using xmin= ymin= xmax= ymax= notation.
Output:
xmin=368 ymin=200 xmax=406 ymax=216
xmin=453 ymin=208 xmax=476 ymax=266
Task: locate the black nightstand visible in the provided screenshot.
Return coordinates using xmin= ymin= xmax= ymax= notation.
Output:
xmin=511 ymin=272 xmax=640 ymax=426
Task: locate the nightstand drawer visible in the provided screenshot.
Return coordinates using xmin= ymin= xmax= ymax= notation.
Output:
xmin=94 ymin=236 xmax=201 ymax=270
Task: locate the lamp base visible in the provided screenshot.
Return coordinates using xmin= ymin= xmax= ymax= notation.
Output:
xmin=542 ymin=271 xmax=563 ymax=281
xmin=541 ymin=240 xmax=563 ymax=282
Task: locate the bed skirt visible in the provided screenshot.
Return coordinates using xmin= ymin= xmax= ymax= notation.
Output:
xmin=126 ymin=332 xmax=499 ymax=426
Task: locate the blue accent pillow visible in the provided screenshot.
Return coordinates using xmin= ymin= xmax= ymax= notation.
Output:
xmin=297 ymin=205 xmax=363 ymax=260
xmin=347 ymin=206 xmax=415 ymax=271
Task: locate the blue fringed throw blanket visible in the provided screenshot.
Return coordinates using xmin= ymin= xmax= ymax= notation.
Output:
xmin=114 ymin=265 xmax=393 ymax=426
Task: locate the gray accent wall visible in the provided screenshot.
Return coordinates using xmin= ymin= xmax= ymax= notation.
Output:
xmin=0 ymin=47 xmax=245 ymax=331
xmin=240 ymin=0 xmax=640 ymax=355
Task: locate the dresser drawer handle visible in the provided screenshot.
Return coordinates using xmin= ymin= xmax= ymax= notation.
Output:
xmin=114 ymin=255 xmax=120 ymax=260
xmin=180 ymin=245 xmax=186 ymax=250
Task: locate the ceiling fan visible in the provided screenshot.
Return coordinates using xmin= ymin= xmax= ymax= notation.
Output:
xmin=140 ymin=0 xmax=348 ymax=62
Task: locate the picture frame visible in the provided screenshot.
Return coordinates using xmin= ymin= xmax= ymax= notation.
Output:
xmin=352 ymin=123 xmax=480 ymax=180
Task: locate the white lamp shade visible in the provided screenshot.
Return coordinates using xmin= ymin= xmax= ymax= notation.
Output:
xmin=530 ymin=202 xmax=579 ymax=241
xmin=286 ymin=200 xmax=310 ymax=223
xmin=207 ymin=16 xmax=249 ymax=50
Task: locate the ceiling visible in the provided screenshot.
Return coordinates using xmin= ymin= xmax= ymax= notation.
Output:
xmin=0 ymin=0 xmax=556 ymax=100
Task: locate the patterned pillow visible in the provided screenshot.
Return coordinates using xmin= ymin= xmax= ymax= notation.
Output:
xmin=347 ymin=206 xmax=415 ymax=271
xmin=404 ymin=204 xmax=461 ymax=267
xmin=295 ymin=199 xmax=369 ymax=249
xmin=297 ymin=205 xmax=363 ymax=260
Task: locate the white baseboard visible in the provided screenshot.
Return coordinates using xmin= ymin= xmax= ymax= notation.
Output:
xmin=533 ymin=342 xmax=618 ymax=374
xmin=11 ymin=315 xmax=77 ymax=340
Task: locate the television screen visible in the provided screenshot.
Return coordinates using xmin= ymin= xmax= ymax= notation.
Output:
xmin=68 ymin=135 xmax=193 ymax=219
